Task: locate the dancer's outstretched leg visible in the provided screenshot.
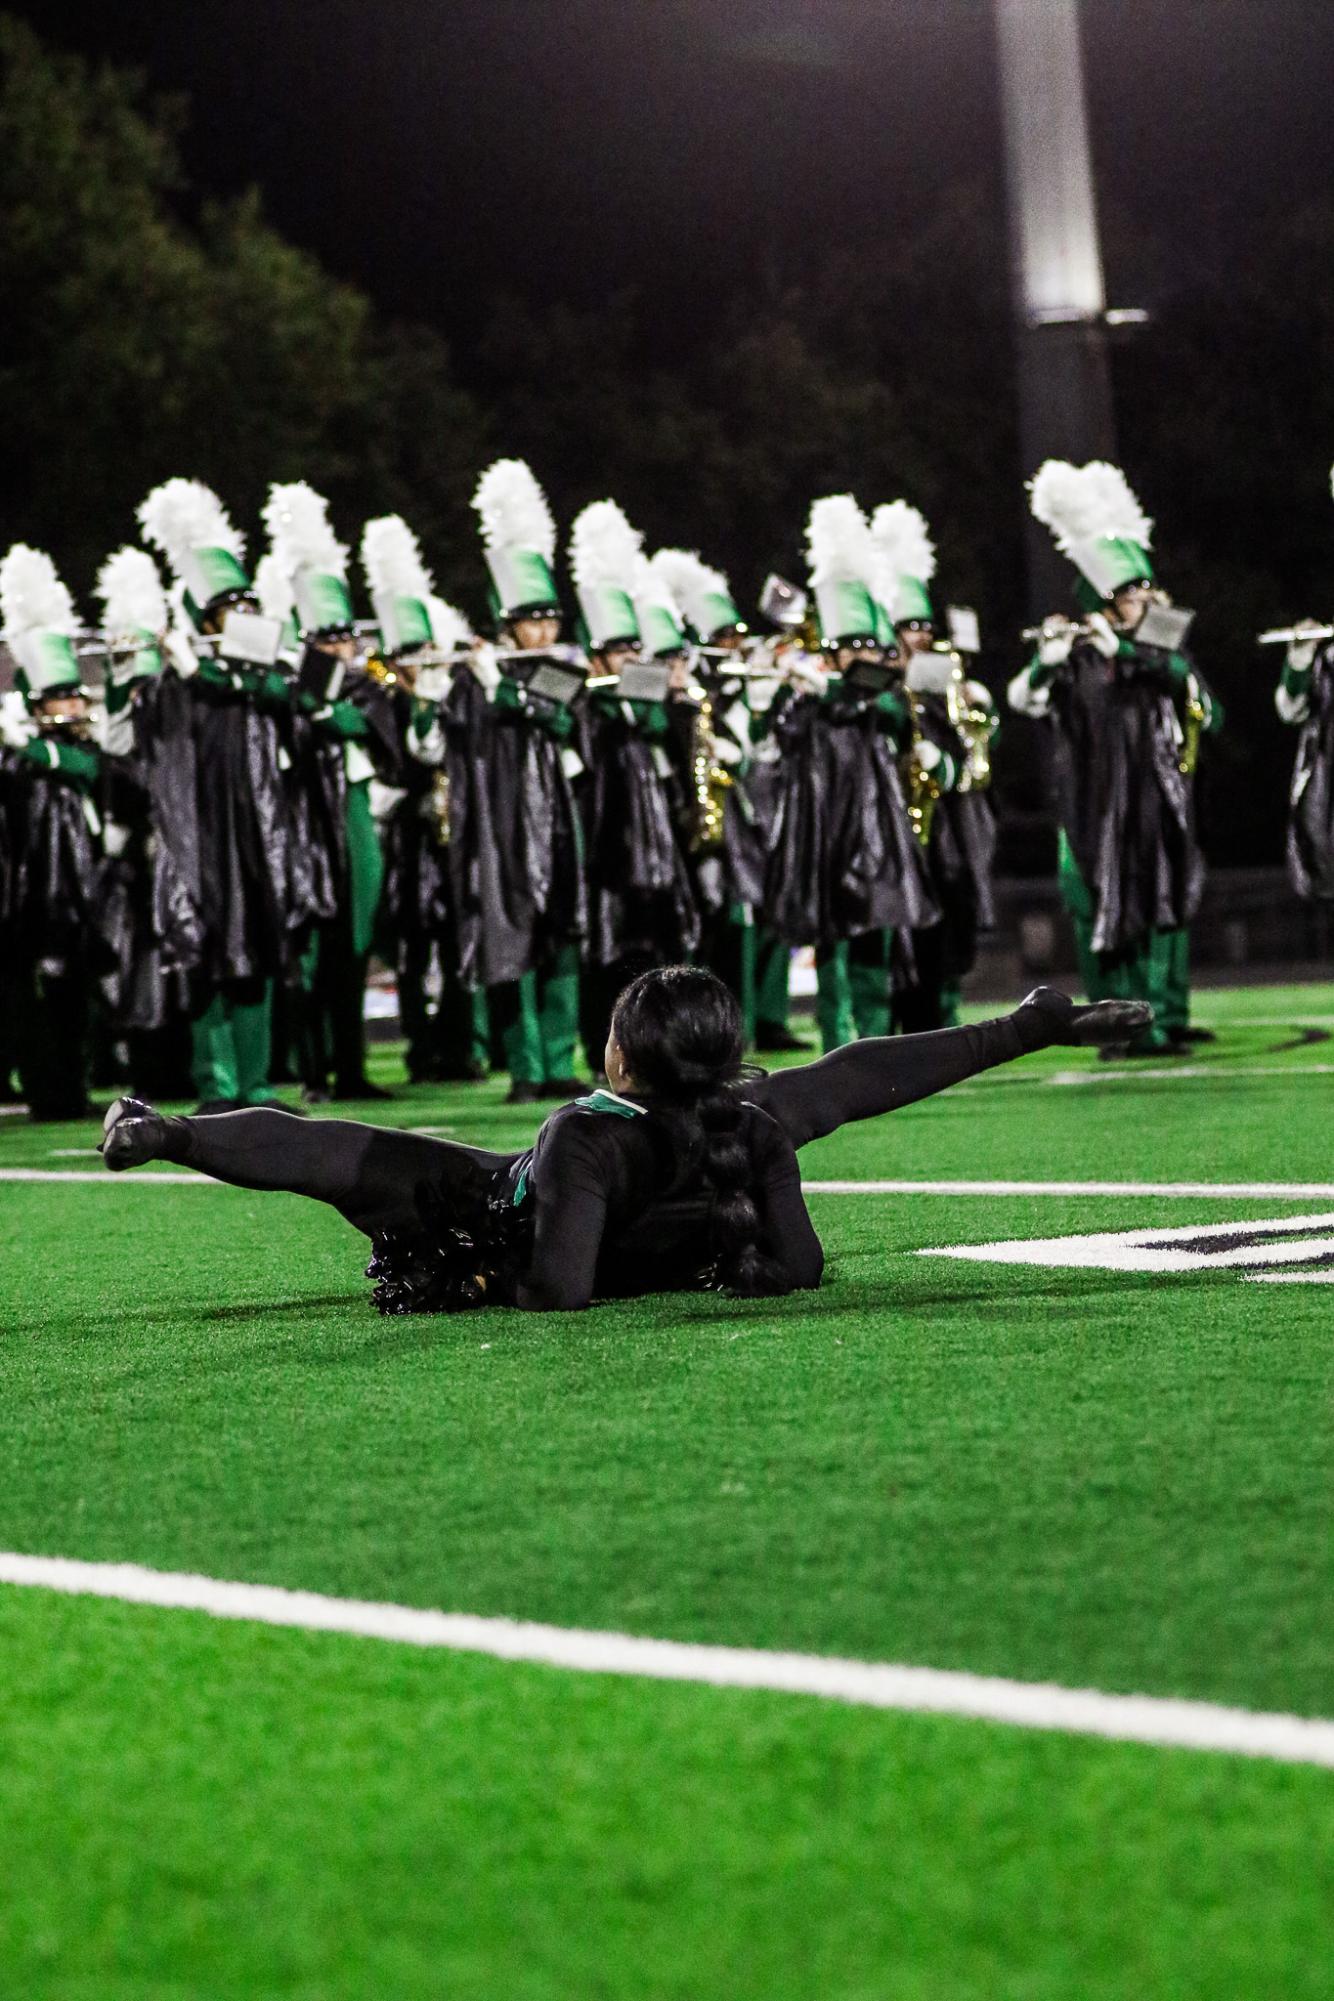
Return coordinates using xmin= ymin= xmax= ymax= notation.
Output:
xmin=100 ymin=1100 xmax=517 ymax=1236
xmin=748 ymin=988 xmax=1151 ymax=1149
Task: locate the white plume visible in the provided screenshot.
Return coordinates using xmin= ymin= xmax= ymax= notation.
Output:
xmin=254 ymin=553 xmax=296 ymax=624
xmin=0 ymin=544 xmax=76 ymax=639
xmin=1028 ymin=460 xmax=1153 ymax=553
xmin=634 ymin=553 xmax=682 ymax=621
xmin=651 ymin=548 xmax=730 ymax=627
xmin=472 ymin=459 xmax=556 ymax=560
xmin=261 ymin=481 xmax=348 ymax=579
xmin=805 ymin=495 xmax=873 ymax=585
xmin=96 ymin=547 xmax=167 ymax=637
xmin=569 ymin=499 xmax=642 ymax=591
xmin=137 ymin=478 xmax=245 ymax=573
xmin=869 ymin=501 xmax=936 ymax=584
xmin=360 ymin=515 xmax=434 ymax=601
xmin=426 ymin=594 xmax=472 ymax=653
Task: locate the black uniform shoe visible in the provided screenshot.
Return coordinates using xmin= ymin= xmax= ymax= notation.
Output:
xmin=1020 ymin=987 xmax=1156 ymax=1047
xmin=439 ymin=1059 xmax=488 ymax=1084
xmin=99 ymin=1097 xmax=169 ymax=1171
xmin=541 ymin=1077 xmax=588 ymax=1100
xmin=332 ymin=1077 xmax=394 ymax=1102
xmin=193 ymin=1098 xmax=241 ymax=1116
xmin=505 ymin=1081 xmax=544 ymax=1106
xmin=755 ymin=1023 xmax=812 ymax=1053
xmin=1100 ymin=1040 xmax=1181 ymax=1060
xmin=1169 ymin=1026 xmax=1216 ymax=1046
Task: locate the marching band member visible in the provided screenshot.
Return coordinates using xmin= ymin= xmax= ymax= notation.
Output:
xmin=1272 ymin=467 xmax=1334 ymax=904
xmin=569 ymin=498 xmax=699 ymax=1072
xmin=0 ymin=544 xmax=105 ymax=1118
xmin=360 ymin=514 xmax=485 ymax=1084
xmin=869 ymin=501 xmax=997 ymax=1031
xmin=471 ymin=459 xmax=587 ymax=1104
xmin=138 ymin=478 xmax=296 ymax=1110
xmin=652 ymin=546 xmax=767 ymax=1044
xmin=767 ymin=495 xmax=936 ymax=1052
xmin=262 ymin=481 xmax=395 ymax=1101
xmin=1011 ymin=460 xmax=1219 ymax=1054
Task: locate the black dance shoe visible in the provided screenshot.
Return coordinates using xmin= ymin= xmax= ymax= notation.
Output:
xmin=754 ymin=1023 xmax=812 ymax=1053
xmin=505 ymin=1081 xmax=544 ymax=1106
xmin=1020 ymin=987 xmax=1156 ymax=1047
xmin=1168 ymin=1025 xmax=1216 ymax=1046
xmin=99 ymin=1097 xmax=168 ymax=1171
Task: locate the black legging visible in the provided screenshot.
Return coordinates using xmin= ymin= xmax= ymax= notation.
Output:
xmin=157 ymin=1009 xmax=1044 ymax=1236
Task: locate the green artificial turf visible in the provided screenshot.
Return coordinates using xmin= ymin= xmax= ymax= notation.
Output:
xmin=3 ymin=1589 xmax=1334 ymax=2001
xmin=1 ymin=981 xmax=1332 ymax=1996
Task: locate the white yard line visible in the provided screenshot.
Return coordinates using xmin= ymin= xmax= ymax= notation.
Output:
xmin=7 ymin=1169 xmax=1334 ymax=1200
xmin=1 ymin=1551 xmax=1331 ymax=1769
xmin=0 ymin=1169 xmax=213 ymax=1184
xmin=805 ymin=1180 xmax=1334 ymax=1198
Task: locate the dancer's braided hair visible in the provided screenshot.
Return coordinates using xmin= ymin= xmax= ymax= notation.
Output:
xmin=611 ymin=966 xmax=791 ymax=1297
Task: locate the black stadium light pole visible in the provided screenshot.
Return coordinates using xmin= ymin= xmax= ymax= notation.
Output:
xmin=993 ymin=0 xmax=1145 ymax=619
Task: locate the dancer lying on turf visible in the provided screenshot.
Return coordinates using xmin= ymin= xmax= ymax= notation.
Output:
xmin=100 ymin=968 xmax=1149 ymax=1314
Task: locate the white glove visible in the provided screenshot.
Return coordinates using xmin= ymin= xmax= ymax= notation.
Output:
xmin=1085 ymin=611 xmax=1121 ymax=659
xmin=916 ymin=739 xmax=944 ymax=774
xmin=1287 ymin=621 xmax=1322 ymax=673
xmin=1037 ymin=617 xmax=1076 ymax=668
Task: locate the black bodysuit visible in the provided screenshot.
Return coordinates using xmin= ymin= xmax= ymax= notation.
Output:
xmin=159 ymin=1007 xmax=1052 ymax=1311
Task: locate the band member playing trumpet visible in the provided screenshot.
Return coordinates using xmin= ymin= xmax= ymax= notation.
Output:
xmin=1271 ymin=465 xmax=1334 ymax=903
xmin=471 ymin=459 xmax=588 ymax=1104
xmin=1009 ymin=461 xmax=1220 ymax=1054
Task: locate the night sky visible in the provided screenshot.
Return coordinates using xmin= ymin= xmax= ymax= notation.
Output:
xmin=18 ymin=0 xmax=1334 ymax=346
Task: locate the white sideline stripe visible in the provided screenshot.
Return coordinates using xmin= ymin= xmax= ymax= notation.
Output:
xmin=2 ymin=1552 xmax=1333 ymax=1770
xmin=10 ymin=1168 xmax=1334 ymax=1201
xmin=0 ymin=1169 xmax=213 ymax=1184
xmin=805 ymin=1180 xmax=1334 ymax=1198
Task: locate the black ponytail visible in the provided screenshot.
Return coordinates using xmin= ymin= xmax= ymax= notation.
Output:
xmin=611 ymin=966 xmax=792 ymax=1298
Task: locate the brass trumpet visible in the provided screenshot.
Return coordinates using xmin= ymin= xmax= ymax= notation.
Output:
xmin=1257 ymin=624 xmax=1334 ymax=647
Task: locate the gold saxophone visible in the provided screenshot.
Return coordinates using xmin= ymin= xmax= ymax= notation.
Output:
xmin=689 ymin=694 xmax=733 ymax=853
xmin=943 ymin=658 xmax=994 ymax=792
xmin=428 ymin=770 xmax=452 ymax=847
xmin=1179 ymin=685 xmax=1206 ymax=777
xmin=904 ymin=689 xmax=942 ymax=848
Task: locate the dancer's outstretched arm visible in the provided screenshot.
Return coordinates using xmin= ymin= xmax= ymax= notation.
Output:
xmin=746 ymin=989 xmax=1149 ymax=1150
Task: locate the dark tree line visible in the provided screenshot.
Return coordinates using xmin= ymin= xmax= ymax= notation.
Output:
xmin=2 ymin=12 xmax=1331 ymax=866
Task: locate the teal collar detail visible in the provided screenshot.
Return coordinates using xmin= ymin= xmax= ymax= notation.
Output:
xmin=573 ymin=1089 xmax=646 ymax=1119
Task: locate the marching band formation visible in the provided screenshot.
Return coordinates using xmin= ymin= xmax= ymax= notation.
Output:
xmin=0 ymin=456 xmax=1329 ymax=1120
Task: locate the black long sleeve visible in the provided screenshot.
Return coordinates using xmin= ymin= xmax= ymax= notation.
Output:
xmin=747 ymin=1007 xmax=1049 ymax=1150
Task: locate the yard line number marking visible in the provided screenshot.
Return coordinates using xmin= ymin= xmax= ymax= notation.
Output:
xmin=919 ymin=1211 xmax=1334 ymax=1282
xmin=2 ymin=1550 xmax=1333 ymax=1771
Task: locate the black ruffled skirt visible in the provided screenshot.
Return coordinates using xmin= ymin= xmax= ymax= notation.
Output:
xmin=365 ymin=1155 xmax=534 ymax=1315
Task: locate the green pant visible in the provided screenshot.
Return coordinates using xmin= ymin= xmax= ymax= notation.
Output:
xmin=1058 ymin=833 xmax=1174 ymax=1049
xmin=191 ymin=984 xmax=276 ymax=1105
xmin=815 ymin=932 xmax=893 ymax=1052
xmin=698 ymin=908 xmax=757 ymax=1048
xmin=1152 ymin=927 xmax=1191 ymax=1038
xmin=754 ymin=931 xmax=794 ymax=1034
xmin=494 ymin=947 xmax=582 ymax=1086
